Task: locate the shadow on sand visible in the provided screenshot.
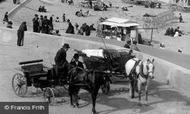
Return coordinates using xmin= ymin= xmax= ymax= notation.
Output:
xmin=77 ymin=80 xmax=190 ymax=114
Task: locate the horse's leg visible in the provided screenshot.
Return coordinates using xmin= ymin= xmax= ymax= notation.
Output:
xmin=91 ymin=89 xmax=99 ymax=114
xmin=145 ymin=79 xmax=149 ymax=105
xmin=75 ymin=88 xmax=80 ymax=108
xmin=131 ymin=79 xmax=135 ymax=98
xmin=69 ymin=85 xmax=74 ymax=106
xmin=137 ymin=80 xmax=142 ymax=105
xmin=71 ymin=87 xmax=80 ymax=108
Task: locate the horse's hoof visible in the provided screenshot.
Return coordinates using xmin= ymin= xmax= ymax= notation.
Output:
xmin=76 ymin=103 xmax=79 ymax=108
xmin=92 ymin=109 xmax=97 ymax=114
xmin=70 ymin=104 xmax=75 ymax=108
xmin=93 ymin=111 xmax=97 ymax=114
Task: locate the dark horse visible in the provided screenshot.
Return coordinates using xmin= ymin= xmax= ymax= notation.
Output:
xmin=68 ymin=67 xmax=108 ymax=114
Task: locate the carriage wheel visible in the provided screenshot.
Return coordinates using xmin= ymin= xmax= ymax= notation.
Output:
xmin=43 ymin=87 xmax=55 ymax=105
xmin=12 ymin=73 xmax=27 ymax=97
xmin=101 ymin=81 xmax=110 ymax=95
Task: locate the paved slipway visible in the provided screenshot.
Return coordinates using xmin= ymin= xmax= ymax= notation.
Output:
xmin=0 ymin=28 xmax=190 ymax=114
xmin=0 ymin=0 xmax=190 ymax=114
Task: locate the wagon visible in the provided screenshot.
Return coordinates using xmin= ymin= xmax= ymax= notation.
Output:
xmin=76 ymin=48 xmax=134 ymax=94
xmin=12 ymin=59 xmax=69 ymax=98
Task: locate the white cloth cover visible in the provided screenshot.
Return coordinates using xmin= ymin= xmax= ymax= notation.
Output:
xmin=82 ymin=49 xmax=104 ymax=57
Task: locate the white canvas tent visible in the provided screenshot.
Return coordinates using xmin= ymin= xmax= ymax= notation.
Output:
xmin=99 ymin=17 xmax=139 ymax=27
xmin=98 ymin=17 xmax=139 ymax=41
xmin=40 ymin=0 xmax=59 ymax=4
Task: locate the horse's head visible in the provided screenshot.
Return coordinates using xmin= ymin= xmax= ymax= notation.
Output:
xmin=145 ymin=58 xmax=155 ymax=79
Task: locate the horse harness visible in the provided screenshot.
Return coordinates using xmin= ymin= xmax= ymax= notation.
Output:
xmin=130 ymin=59 xmax=149 ymax=80
xmin=69 ymin=67 xmax=97 ymax=87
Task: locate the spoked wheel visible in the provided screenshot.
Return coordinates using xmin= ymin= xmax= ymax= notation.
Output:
xmin=43 ymin=87 xmax=55 ymax=105
xmin=101 ymin=81 xmax=110 ymax=95
xmin=12 ymin=73 xmax=27 ymax=97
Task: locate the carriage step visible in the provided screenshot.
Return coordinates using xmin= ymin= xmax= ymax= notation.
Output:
xmin=74 ymin=83 xmax=88 ymax=86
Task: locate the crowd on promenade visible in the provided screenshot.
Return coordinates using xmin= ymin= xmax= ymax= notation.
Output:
xmin=32 ymin=14 xmax=54 ymax=34
xmin=31 ymin=13 xmax=96 ymax=36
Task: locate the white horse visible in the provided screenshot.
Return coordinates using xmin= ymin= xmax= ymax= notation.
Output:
xmin=125 ymin=57 xmax=155 ymax=105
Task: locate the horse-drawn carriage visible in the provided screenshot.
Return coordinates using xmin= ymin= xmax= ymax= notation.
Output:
xmin=12 ymin=59 xmax=69 ymax=98
xmin=11 ymin=48 xmax=133 ymax=98
xmin=12 ymin=48 xmax=154 ymax=114
xmin=75 ymin=48 xmax=134 ymax=93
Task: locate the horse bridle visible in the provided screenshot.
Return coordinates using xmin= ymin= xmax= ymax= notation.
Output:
xmin=138 ymin=62 xmax=154 ymax=79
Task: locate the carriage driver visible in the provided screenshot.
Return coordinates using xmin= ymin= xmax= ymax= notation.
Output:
xmin=70 ymin=53 xmax=84 ymax=69
xmin=54 ymin=43 xmax=70 ymax=81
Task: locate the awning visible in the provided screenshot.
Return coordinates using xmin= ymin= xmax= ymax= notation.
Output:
xmin=99 ymin=21 xmax=139 ymax=27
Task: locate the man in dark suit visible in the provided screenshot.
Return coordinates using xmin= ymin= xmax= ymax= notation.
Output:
xmin=70 ymin=53 xmax=84 ymax=69
xmin=17 ymin=21 xmax=27 ymax=46
xmin=54 ymin=43 xmax=70 ymax=81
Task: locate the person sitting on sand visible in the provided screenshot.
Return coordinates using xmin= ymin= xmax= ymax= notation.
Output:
xmin=89 ymin=24 xmax=96 ymax=31
xmin=55 ymin=17 xmax=60 ymax=22
xmin=124 ymin=40 xmax=131 ymax=49
xmin=68 ymin=0 xmax=73 ymax=5
xmin=75 ymin=9 xmax=84 ymax=17
xmin=7 ymin=21 xmax=13 ymax=29
xmin=38 ymin=6 xmax=42 ymax=12
xmin=174 ymin=26 xmax=183 ymax=37
xmin=83 ymin=10 xmax=89 ymax=17
xmin=122 ymin=7 xmax=128 ymax=11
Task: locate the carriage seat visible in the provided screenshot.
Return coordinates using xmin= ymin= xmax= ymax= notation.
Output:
xmin=21 ymin=64 xmax=48 ymax=78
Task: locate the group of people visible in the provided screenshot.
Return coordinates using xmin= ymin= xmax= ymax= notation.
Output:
xmin=61 ymin=0 xmax=74 ymax=5
xmin=75 ymin=10 xmax=89 ymax=17
xmin=65 ymin=20 xmax=96 ymax=36
xmin=144 ymin=1 xmax=161 ymax=8
xmin=94 ymin=3 xmax=109 ymax=11
xmin=165 ymin=26 xmax=183 ymax=37
xmin=77 ymin=23 xmax=96 ymax=36
xmin=54 ymin=43 xmax=84 ymax=82
xmin=32 ymin=14 xmax=54 ymax=34
xmin=38 ymin=6 xmax=47 ymax=12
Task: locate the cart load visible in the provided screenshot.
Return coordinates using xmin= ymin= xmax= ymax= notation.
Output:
xmin=79 ymin=49 xmax=135 ymax=72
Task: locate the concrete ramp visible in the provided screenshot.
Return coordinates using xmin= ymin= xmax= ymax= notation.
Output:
xmin=1 ymin=27 xmax=190 ymax=98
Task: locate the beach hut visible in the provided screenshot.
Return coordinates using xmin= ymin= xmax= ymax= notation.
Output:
xmin=97 ymin=17 xmax=139 ymax=42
